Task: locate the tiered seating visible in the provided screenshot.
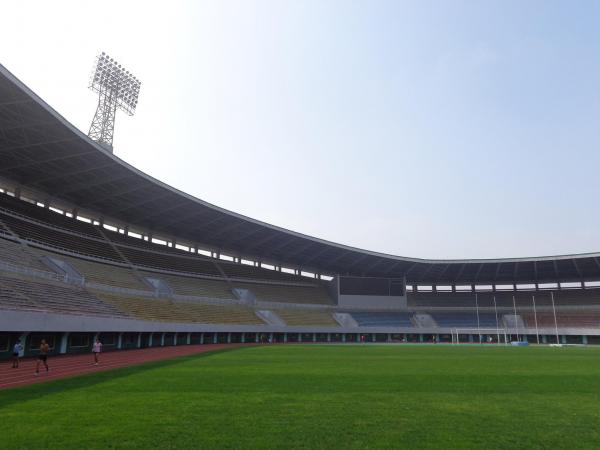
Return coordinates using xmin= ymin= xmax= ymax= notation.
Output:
xmin=116 ymin=245 xmax=222 ymax=276
xmin=350 ymin=312 xmax=413 ymax=327
xmin=275 ymin=310 xmax=339 ymax=326
xmin=104 ymin=229 xmax=182 ymax=252
xmin=0 ymin=236 xmax=47 ymax=270
xmin=522 ymin=313 xmax=600 ymax=328
xmin=483 ymin=292 xmax=554 ymax=308
xmin=105 ymin=228 xmax=309 ymax=283
xmin=142 ymin=273 xmax=234 ymax=299
xmin=0 ymin=196 xmax=321 ymax=285
xmin=35 ymin=250 xmax=150 ymax=291
xmin=0 ymin=218 xmax=13 ymax=236
xmin=0 ymin=212 xmax=121 ymax=261
xmin=408 ymin=293 xmax=476 ymax=308
xmin=106 ymin=231 xmax=226 ymax=276
xmin=0 ymin=276 xmax=42 ymax=311
xmin=219 ymin=262 xmax=304 ymax=282
xmin=96 ymin=293 xmax=265 ymax=324
xmin=553 ymin=289 xmax=600 ymax=306
xmin=0 ymin=273 xmax=126 ymax=317
xmin=430 ymin=313 xmax=500 ymax=328
xmin=0 ymin=194 xmax=103 ymax=238
xmin=408 ymin=291 xmax=559 ymax=308
xmin=232 ymin=282 xmax=333 ymax=305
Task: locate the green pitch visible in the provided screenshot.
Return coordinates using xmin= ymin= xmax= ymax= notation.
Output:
xmin=2 ymin=344 xmax=600 ymax=449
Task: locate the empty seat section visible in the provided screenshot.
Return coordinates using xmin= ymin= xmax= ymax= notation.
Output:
xmin=219 ymin=262 xmax=305 ymax=282
xmin=36 ymin=250 xmax=150 ymax=291
xmin=0 ymin=213 xmax=121 ymax=261
xmin=275 ymin=310 xmax=338 ymax=326
xmin=142 ymin=273 xmax=234 ymax=299
xmin=96 ymin=293 xmax=265 ymax=324
xmin=232 ymin=282 xmax=333 ymax=304
xmin=117 ymin=245 xmax=222 ymax=276
xmin=0 ymin=194 xmax=104 ymax=238
xmin=0 ymin=275 xmax=42 ymax=311
xmin=0 ymin=273 xmax=127 ymax=317
xmin=350 ymin=312 xmax=413 ymax=327
xmin=431 ymin=313 xmax=500 ymax=328
xmin=408 ymin=293 xmax=476 ymax=308
xmin=408 ymin=291 xmax=560 ymax=309
xmin=521 ymin=313 xmax=600 ymax=328
xmin=0 ymin=236 xmax=47 ymax=270
xmin=105 ymin=230 xmax=200 ymax=256
xmin=553 ymin=289 xmax=600 ymax=306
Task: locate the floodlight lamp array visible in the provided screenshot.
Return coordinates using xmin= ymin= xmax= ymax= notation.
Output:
xmin=89 ymin=52 xmax=141 ymax=116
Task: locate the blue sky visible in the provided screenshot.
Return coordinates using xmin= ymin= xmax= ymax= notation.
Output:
xmin=1 ymin=1 xmax=599 ymax=259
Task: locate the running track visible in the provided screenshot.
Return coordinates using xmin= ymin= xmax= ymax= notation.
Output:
xmin=0 ymin=344 xmax=247 ymax=390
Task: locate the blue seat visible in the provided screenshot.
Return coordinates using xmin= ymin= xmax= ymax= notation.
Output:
xmin=350 ymin=312 xmax=413 ymax=327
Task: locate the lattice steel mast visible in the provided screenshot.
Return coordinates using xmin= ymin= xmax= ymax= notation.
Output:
xmin=88 ymin=52 xmax=141 ymax=152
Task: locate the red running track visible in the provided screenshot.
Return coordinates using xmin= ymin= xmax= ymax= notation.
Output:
xmin=0 ymin=344 xmax=247 ymax=390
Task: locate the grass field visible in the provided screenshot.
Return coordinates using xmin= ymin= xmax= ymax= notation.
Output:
xmin=2 ymin=344 xmax=600 ymax=449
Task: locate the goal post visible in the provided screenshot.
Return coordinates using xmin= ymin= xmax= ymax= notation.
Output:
xmin=451 ymin=328 xmax=509 ymax=345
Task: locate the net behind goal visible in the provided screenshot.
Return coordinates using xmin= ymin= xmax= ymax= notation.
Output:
xmin=452 ymin=328 xmax=509 ymax=345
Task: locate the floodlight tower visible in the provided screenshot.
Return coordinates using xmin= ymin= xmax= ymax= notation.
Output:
xmin=88 ymin=52 xmax=141 ymax=152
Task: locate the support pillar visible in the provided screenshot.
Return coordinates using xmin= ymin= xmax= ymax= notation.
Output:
xmin=60 ymin=333 xmax=69 ymax=354
xmin=117 ymin=333 xmax=123 ymax=349
xmin=137 ymin=333 xmax=142 ymax=348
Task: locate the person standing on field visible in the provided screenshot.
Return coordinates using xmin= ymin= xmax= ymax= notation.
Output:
xmin=35 ymin=339 xmax=50 ymax=375
xmin=11 ymin=339 xmax=23 ymax=368
xmin=92 ymin=338 xmax=103 ymax=365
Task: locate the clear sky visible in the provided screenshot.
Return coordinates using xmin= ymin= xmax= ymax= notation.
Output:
xmin=1 ymin=0 xmax=599 ymax=259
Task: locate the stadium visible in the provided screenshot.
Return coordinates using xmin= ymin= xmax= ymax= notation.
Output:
xmin=2 ymin=27 xmax=600 ymax=450
xmin=2 ymin=62 xmax=600 ymax=353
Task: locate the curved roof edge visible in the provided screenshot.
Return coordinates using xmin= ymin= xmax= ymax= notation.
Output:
xmin=1 ymin=62 xmax=599 ymax=284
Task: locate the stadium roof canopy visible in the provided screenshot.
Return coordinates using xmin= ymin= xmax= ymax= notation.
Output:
xmin=1 ymin=63 xmax=600 ymax=285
